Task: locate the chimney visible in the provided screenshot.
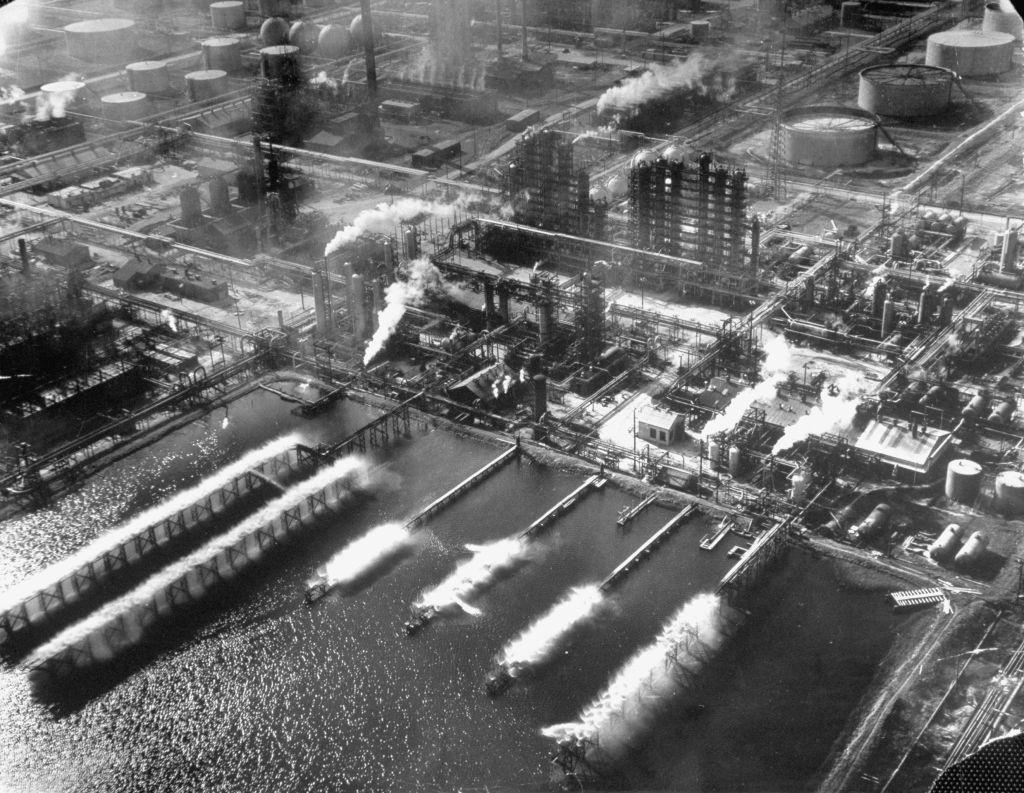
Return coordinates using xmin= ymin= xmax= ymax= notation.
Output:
xmin=359 ymin=0 xmax=378 ymax=105
xmin=532 ymin=373 xmax=547 ymax=421
xmin=18 ymin=238 xmax=29 ymax=274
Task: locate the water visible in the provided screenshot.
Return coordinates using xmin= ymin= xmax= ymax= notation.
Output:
xmin=0 ymin=389 xmax=904 ymax=792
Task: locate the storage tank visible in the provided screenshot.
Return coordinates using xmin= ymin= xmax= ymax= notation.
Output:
xmin=607 ymin=174 xmax=628 ymax=198
xmin=857 ymin=64 xmax=954 ymax=119
xmin=707 ymin=438 xmax=723 ymax=471
xmin=925 ymin=30 xmax=1015 ymax=77
xmin=208 ymin=176 xmax=231 ymax=216
xmin=203 ymin=37 xmax=242 ymax=72
xmin=928 ymin=523 xmax=965 ymax=562
xmin=260 ymin=17 xmax=290 ymax=46
xmin=848 ymin=503 xmax=891 ymax=543
xmin=100 ymin=91 xmax=149 ymax=121
xmin=840 ymin=1 xmax=862 ymax=27
xmin=995 ymin=471 xmax=1024 ymax=516
xmin=350 ymin=273 xmax=367 ymax=338
xmin=64 ymin=19 xmax=136 ymax=64
xmin=945 ymin=458 xmax=983 ymax=503
xmin=953 ymin=531 xmax=988 ymax=566
xmin=38 ymin=81 xmax=86 ymax=115
xmin=987 ymin=399 xmax=1015 ymax=424
xmin=961 ymin=391 xmax=991 ymax=419
xmin=260 ymin=45 xmax=301 ymax=82
xmin=728 ymin=445 xmax=743 ymax=477
xmin=350 ymin=14 xmax=372 ymax=47
xmin=288 ymin=21 xmax=321 ymax=54
xmin=186 ymin=69 xmax=229 ymax=101
xmin=209 ymin=1 xmax=246 ymax=31
xmin=126 ymin=60 xmax=170 ymax=93
xmin=630 ymin=149 xmax=659 ymax=168
xmin=318 ymin=24 xmax=351 ymax=58
xmin=881 ymin=299 xmax=895 ymax=338
xmin=690 ymin=20 xmax=711 ymax=42
xmin=179 ymin=186 xmax=202 ymax=227
xmin=983 ymin=2 xmax=1024 ymax=42
xmin=782 ymin=106 xmax=877 ymax=168
xmin=890 ymin=231 xmax=908 ymax=259
xmin=977 ymin=270 xmax=1023 ymax=290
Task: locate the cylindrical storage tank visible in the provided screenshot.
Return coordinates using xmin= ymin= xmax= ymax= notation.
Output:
xmin=953 ymin=531 xmax=988 ymax=566
xmin=707 ymin=438 xmax=723 ymax=471
xmin=203 ymin=37 xmax=243 ymax=72
xmin=64 ymin=19 xmax=136 ymax=64
xmin=728 ymin=445 xmax=743 ymax=477
xmin=977 ymin=270 xmax=1023 ymax=290
xmin=849 ymin=503 xmax=891 ymax=543
xmin=945 ymin=458 xmax=983 ymax=503
xmin=179 ymin=186 xmax=202 ymax=227
xmin=1000 ymin=227 xmax=1018 ymax=271
xmin=288 ymin=21 xmax=321 ymax=54
xmin=929 ymin=523 xmax=965 ymax=562
xmin=920 ymin=385 xmax=945 ymax=407
xmin=100 ymin=91 xmax=149 ymax=121
xmin=690 ymin=20 xmax=711 ymax=42
xmin=857 ymin=64 xmax=954 ymax=119
xmin=318 ymin=24 xmax=352 ymax=58
xmin=209 ymin=1 xmax=246 ymax=31
xmin=983 ymin=3 xmax=1024 ymax=42
xmin=185 ymin=69 xmax=229 ymax=102
xmin=126 ymin=60 xmax=170 ymax=93
xmin=260 ymin=45 xmax=301 ymax=82
xmin=961 ymin=392 xmax=991 ymax=419
xmin=926 ymin=30 xmax=1015 ymax=77
xmin=260 ymin=17 xmax=290 ymax=47
xmin=782 ymin=106 xmax=877 ymax=168
xmin=538 ymin=302 xmax=553 ymax=348
xmin=890 ymin=231 xmax=908 ymax=259
xmin=987 ymin=399 xmax=1015 ymax=424
xmin=208 ymin=176 xmax=231 ymax=216
xmin=403 ymin=228 xmax=418 ymax=259
xmin=37 ymin=81 xmax=86 ymax=117
xmin=791 ymin=469 xmax=809 ymax=503
xmin=532 ymin=374 xmax=547 ymax=421
xmin=840 ymin=1 xmax=862 ymax=27
xmin=995 ymin=471 xmax=1024 ymax=516
xmin=881 ymin=299 xmax=895 ymax=338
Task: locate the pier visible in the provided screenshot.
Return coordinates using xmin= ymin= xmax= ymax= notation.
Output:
xmin=26 ymin=460 xmax=366 ymax=680
xmin=601 ymin=506 xmax=698 ymax=593
xmin=0 ymin=440 xmax=317 ymax=650
xmin=324 ymin=392 xmax=425 ymax=458
xmin=616 ymin=493 xmax=658 ymax=527
xmin=888 ymin=588 xmax=948 ymax=611
xmin=520 ymin=475 xmax=605 ymax=539
xmin=716 ymin=517 xmax=792 ymax=604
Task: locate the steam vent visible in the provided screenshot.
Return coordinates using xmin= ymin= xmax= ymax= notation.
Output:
xmin=4 ymin=0 xmax=1024 ymax=791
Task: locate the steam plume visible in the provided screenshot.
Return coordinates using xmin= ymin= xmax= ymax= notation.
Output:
xmin=363 ymin=257 xmax=452 ymax=364
xmin=597 ymin=52 xmax=744 ymax=115
xmin=416 ymin=536 xmax=535 ymax=617
xmin=35 ymin=75 xmax=82 ymax=121
xmin=323 ymin=197 xmax=463 ymax=258
xmin=701 ymin=335 xmax=792 ymax=438
xmin=771 ymin=374 xmax=868 ymax=455
xmin=319 ymin=522 xmax=414 ymax=591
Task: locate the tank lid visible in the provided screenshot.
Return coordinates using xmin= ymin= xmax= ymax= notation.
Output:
xmin=949 ymin=459 xmax=983 ymax=475
xmin=203 ymin=37 xmax=239 ymax=47
xmin=102 ymin=91 xmax=147 ymax=103
xmin=996 ymin=470 xmax=1024 ymax=486
xmin=928 ymin=29 xmax=1016 ymax=47
xmin=186 ymin=69 xmax=228 ymax=80
xmin=127 ymin=60 xmax=167 ymax=70
xmin=64 ymin=18 xmax=135 ymax=34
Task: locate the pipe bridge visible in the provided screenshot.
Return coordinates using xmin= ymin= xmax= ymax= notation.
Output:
xmin=716 ymin=517 xmax=792 ymax=604
xmin=323 ymin=392 xmax=426 ymax=458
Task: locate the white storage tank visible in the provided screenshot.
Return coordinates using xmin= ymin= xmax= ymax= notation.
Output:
xmin=781 ymin=106 xmax=877 ymax=168
xmin=607 ymin=174 xmax=628 ymax=198
xmin=728 ymin=444 xmax=743 ymax=477
xmin=100 ymin=91 xmax=149 ymax=121
xmin=983 ymin=2 xmax=1024 ymax=42
xmin=857 ymin=64 xmax=954 ymax=119
xmin=64 ymin=19 xmax=136 ymax=64
xmin=209 ymin=1 xmax=246 ymax=31
xmin=926 ymin=30 xmax=1015 ymax=77
xmin=995 ymin=470 xmax=1024 ymax=516
xmin=318 ymin=24 xmax=352 ymax=59
xmin=953 ymin=531 xmax=988 ymax=566
xmin=126 ymin=60 xmax=170 ymax=93
xmin=185 ymin=69 xmax=229 ymax=102
xmin=707 ymin=438 xmax=723 ymax=471
xmin=928 ymin=523 xmax=965 ymax=562
xmin=203 ymin=37 xmax=243 ymax=72
xmin=946 ymin=458 xmax=983 ymax=503
xmin=288 ymin=21 xmax=321 ymax=54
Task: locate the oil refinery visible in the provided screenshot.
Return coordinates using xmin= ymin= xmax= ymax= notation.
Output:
xmin=2 ymin=0 xmax=1024 ymax=791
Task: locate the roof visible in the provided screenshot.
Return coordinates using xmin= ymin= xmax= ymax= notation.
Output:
xmin=33 ymin=237 xmax=88 ymax=256
xmin=854 ymin=419 xmax=952 ymax=474
xmin=307 ymin=130 xmax=344 ymax=149
xmin=638 ymin=405 xmax=682 ymax=431
xmin=114 ymin=258 xmax=163 ymax=283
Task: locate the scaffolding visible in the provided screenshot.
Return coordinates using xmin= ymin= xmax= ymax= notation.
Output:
xmin=506 ymin=129 xmax=595 ymax=237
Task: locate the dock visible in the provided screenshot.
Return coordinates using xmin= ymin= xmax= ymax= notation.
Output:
xmin=600 ymin=505 xmax=697 ymax=593
xmin=888 ymin=587 xmax=948 ymax=611
xmin=616 ymin=493 xmax=657 ymax=527
xmin=520 ymin=475 xmax=604 ymax=539
xmin=699 ymin=521 xmax=731 ymax=550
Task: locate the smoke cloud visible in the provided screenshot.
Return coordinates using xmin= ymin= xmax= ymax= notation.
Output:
xmin=701 ymin=335 xmax=792 ymax=439
xmin=319 ymin=522 xmax=415 ymax=591
xmin=543 ymin=593 xmax=737 ymax=769
xmin=597 ymin=52 xmax=744 ymax=115
xmin=771 ymin=374 xmax=868 ymax=456
xmin=363 ymin=257 xmax=453 ymax=364
xmin=35 ymin=75 xmax=82 ymax=121
xmin=323 ymin=196 xmax=464 ymax=258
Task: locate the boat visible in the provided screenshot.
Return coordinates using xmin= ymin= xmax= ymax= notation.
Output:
xmin=485 ymin=666 xmax=515 ymax=696
xmin=304 ymin=566 xmax=331 ymax=604
xmin=404 ymin=606 xmax=437 ymax=636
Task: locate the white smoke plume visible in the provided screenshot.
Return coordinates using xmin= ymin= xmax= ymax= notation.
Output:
xmin=498 ymin=585 xmax=607 ymax=676
xmin=363 ymin=257 xmax=452 ymax=364
xmin=319 ymin=522 xmax=414 ymax=591
xmin=324 ymin=196 xmax=464 ymax=258
xmin=542 ymin=593 xmax=736 ymax=768
xmin=0 ymin=85 xmax=25 ymax=105
xmin=415 ymin=536 xmax=535 ymax=617
xmin=310 ymin=70 xmax=337 ymax=90
xmin=35 ymin=75 xmax=82 ymax=121
xmin=771 ymin=374 xmax=868 ymax=456
xmin=701 ymin=335 xmax=792 ymax=439
xmin=597 ymin=52 xmax=744 ymax=115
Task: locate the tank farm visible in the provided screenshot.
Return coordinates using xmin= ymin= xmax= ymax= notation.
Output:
xmin=3 ymin=1 xmax=1024 ymax=792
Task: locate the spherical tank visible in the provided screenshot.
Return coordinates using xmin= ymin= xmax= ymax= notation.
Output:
xmin=318 ymin=24 xmax=352 ymax=58
xmin=857 ymin=64 xmax=953 ymax=119
xmin=288 ymin=21 xmax=321 ymax=54
xmin=185 ymin=69 xmax=229 ymax=102
xmin=209 ymin=1 xmax=246 ymax=31
xmin=630 ymin=149 xmax=659 ymax=168
xmin=64 ymin=19 xmax=136 ymax=64
xmin=260 ymin=45 xmax=301 ymax=82
xmin=100 ymin=91 xmax=149 ymax=121
xmin=588 ymin=186 xmax=608 ymax=203
xmin=926 ymin=30 xmax=1015 ymax=77
xmin=606 ymin=174 xmax=627 ymax=198
xmin=983 ymin=2 xmax=1024 ymax=42
xmin=260 ymin=17 xmax=290 ymax=46
xmin=126 ymin=60 xmax=170 ymax=93
xmin=202 ymin=37 xmax=242 ymax=72
xmin=953 ymin=531 xmax=988 ymax=566
xmin=782 ymin=106 xmax=877 ymax=168
xmin=349 ymin=14 xmax=368 ymax=46
xmin=945 ymin=458 xmax=983 ymax=503
xmin=928 ymin=523 xmax=965 ymax=562
xmin=995 ymin=471 xmax=1024 ymax=516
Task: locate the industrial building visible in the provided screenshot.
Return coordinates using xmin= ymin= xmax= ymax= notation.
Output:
xmin=3 ymin=1 xmax=1024 ymax=792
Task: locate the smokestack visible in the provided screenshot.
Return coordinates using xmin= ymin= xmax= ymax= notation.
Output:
xmin=343 ymin=261 xmax=356 ymax=330
xmin=496 ymin=0 xmax=503 ymax=59
xmin=918 ymin=285 xmax=933 ymax=325
xmin=749 ymin=216 xmax=760 ymax=271
xmin=484 ymin=281 xmax=496 ymax=326
xmin=538 ymin=300 xmax=553 ymax=349
xmin=404 ymin=228 xmax=418 ymax=260
xmin=359 ymin=0 xmax=378 ymax=104
xmin=371 ymin=278 xmax=384 ymax=332
xmin=350 ymin=272 xmax=368 ymax=339
xmin=498 ymin=284 xmax=511 ymax=320
xmin=277 ymin=309 xmax=285 ymax=328
xmin=313 ymin=271 xmax=328 ymax=336
xmin=521 ymin=0 xmax=528 ymax=60
xmin=532 ymin=374 xmax=547 ymax=421
xmin=872 ymin=279 xmax=887 ymax=317
xmin=17 ymin=238 xmax=29 ymax=274
xmin=383 ymin=240 xmax=394 ymax=278
xmin=939 ymin=295 xmax=955 ymax=326
xmin=1001 ymin=227 xmax=1018 ymax=272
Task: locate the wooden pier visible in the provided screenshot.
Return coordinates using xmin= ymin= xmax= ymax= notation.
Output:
xmin=888 ymin=587 xmax=948 ymax=611
xmin=0 ymin=440 xmax=317 ymax=650
xmin=616 ymin=493 xmax=657 ymax=527
xmin=520 ymin=475 xmax=604 ymax=539
xmin=716 ymin=517 xmax=791 ymax=604
xmin=600 ymin=505 xmax=697 ymax=593
xmin=324 ymin=392 xmax=425 ymax=458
